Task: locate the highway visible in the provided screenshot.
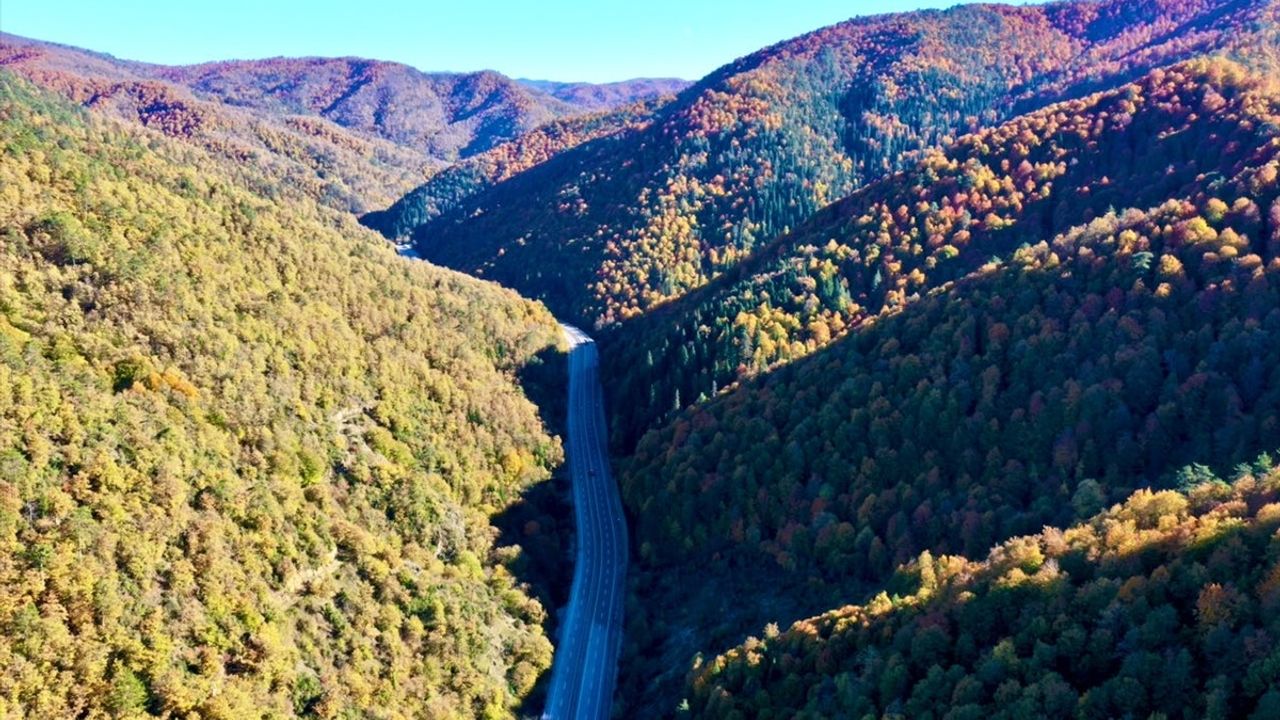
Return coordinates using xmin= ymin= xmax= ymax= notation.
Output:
xmin=542 ymin=324 xmax=629 ymax=720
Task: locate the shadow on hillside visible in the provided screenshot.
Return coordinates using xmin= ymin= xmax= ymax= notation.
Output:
xmin=493 ymin=472 xmax=574 ymax=717
xmin=618 ymin=561 xmax=863 ymax=718
xmin=492 ymin=342 xmax=574 ymax=717
xmin=609 ymin=172 xmax=1280 ymax=712
xmin=598 ymin=61 xmax=1269 ymax=458
xmin=517 ymin=341 xmax=569 ymax=442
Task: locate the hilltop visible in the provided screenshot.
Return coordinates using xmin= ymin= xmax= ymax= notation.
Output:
xmin=0 ymin=33 xmax=682 ymax=212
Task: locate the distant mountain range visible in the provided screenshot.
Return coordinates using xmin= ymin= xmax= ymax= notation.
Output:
xmin=0 ymin=33 xmax=688 ymax=211
xmin=519 ymin=77 xmax=691 ymax=111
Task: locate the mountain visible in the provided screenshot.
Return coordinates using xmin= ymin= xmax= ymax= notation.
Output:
xmin=0 ymin=73 xmax=566 ymax=718
xmin=361 ymin=97 xmax=673 ymax=240
xmin=601 ymin=51 xmax=1280 ymax=449
xmin=0 ymin=33 xmax=431 ymax=212
xmin=154 ymin=60 xmax=583 ymax=160
xmin=688 ymin=467 xmax=1280 ymax=719
xmin=0 ymin=33 xmax=683 ymax=212
xmin=519 ymin=78 xmax=691 ymax=111
xmin=615 ymin=58 xmax=1280 ymax=714
xmin=405 ymin=0 xmax=1277 ymax=327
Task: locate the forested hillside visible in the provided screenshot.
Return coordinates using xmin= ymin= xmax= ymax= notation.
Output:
xmin=0 ymin=34 xmax=434 ymax=212
xmin=688 ymin=465 xmax=1280 ymax=719
xmin=603 ymin=57 xmax=1280 ymax=448
xmin=0 ymin=74 xmax=566 ymax=719
xmin=615 ymin=58 xmax=1280 ymax=714
xmin=361 ymin=98 xmax=671 ymax=240
xmin=408 ymin=0 xmax=1276 ymax=327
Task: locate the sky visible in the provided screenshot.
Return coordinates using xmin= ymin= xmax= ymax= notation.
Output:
xmin=1 ymin=0 xmax=1042 ymax=83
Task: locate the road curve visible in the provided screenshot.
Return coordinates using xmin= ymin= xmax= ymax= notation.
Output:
xmin=542 ymin=324 xmax=628 ymax=720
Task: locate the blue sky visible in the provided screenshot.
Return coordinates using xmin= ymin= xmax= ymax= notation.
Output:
xmin=3 ymin=1 xmax=1041 ymax=83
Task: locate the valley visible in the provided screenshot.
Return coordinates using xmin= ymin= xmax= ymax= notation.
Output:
xmin=4 ymin=0 xmax=1280 ymax=718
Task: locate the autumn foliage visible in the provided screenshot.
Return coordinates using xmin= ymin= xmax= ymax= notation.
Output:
xmin=408 ymin=0 xmax=1276 ymax=328
xmin=0 ymin=75 xmax=564 ymax=719
xmin=615 ymin=56 xmax=1280 ymax=716
xmin=688 ymin=467 xmax=1280 ymax=719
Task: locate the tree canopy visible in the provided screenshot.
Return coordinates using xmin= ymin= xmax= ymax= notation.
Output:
xmin=0 ymin=74 xmax=565 ymax=719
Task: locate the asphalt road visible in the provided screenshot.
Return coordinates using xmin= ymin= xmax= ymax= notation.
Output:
xmin=542 ymin=324 xmax=628 ymax=720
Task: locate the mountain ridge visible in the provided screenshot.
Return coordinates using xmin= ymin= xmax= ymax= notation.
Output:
xmin=0 ymin=72 xmax=573 ymax=717
xmin=0 ymin=32 xmax=684 ymax=212
xmin=361 ymin=97 xmax=674 ymax=240
xmin=405 ymin=0 xmax=1278 ymax=327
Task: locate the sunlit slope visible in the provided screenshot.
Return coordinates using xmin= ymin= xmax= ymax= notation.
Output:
xmin=412 ymin=0 xmax=1276 ymax=326
xmin=625 ymin=60 xmax=1280 ymax=586
xmin=0 ymin=75 xmax=564 ymax=719
xmin=603 ymin=58 xmax=1280 ymax=449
